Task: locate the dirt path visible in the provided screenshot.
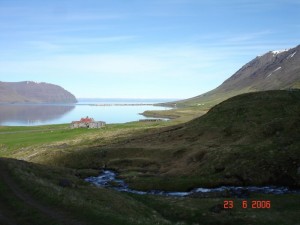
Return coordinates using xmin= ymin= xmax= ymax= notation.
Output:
xmin=0 ymin=161 xmax=86 ymax=225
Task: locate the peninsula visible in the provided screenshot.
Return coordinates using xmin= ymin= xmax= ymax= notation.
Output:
xmin=0 ymin=81 xmax=77 ymax=103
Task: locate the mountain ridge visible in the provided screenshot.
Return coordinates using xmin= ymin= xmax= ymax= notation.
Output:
xmin=164 ymin=44 xmax=300 ymax=107
xmin=0 ymin=81 xmax=77 ymax=103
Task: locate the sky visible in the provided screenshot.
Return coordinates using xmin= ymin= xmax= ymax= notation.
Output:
xmin=0 ymin=0 xmax=300 ymax=99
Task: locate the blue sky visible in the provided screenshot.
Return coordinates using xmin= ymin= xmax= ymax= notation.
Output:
xmin=1 ymin=0 xmax=300 ymax=99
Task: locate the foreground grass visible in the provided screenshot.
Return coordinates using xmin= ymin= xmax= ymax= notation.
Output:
xmin=1 ymin=158 xmax=299 ymax=225
xmin=0 ymin=158 xmax=167 ymax=225
xmin=0 ymin=90 xmax=300 ymax=224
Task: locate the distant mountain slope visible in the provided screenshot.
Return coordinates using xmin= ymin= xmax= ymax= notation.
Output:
xmin=168 ymin=44 xmax=300 ymax=107
xmin=0 ymin=81 xmax=77 ymax=103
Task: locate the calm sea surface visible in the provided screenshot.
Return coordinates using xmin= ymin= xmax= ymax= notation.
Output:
xmin=0 ymin=99 xmax=173 ymax=126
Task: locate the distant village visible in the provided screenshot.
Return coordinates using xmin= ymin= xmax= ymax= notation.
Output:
xmin=70 ymin=117 xmax=106 ymax=128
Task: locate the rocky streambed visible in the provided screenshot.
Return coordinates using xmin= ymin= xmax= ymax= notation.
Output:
xmin=85 ymin=170 xmax=299 ymax=197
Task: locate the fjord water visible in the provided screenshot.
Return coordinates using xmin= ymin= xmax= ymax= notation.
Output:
xmin=0 ymin=99 xmax=172 ymax=126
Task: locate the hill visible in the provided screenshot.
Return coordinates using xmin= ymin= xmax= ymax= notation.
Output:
xmin=1 ymin=90 xmax=300 ymax=225
xmin=27 ymin=90 xmax=300 ymax=190
xmin=117 ymin=90 xmax=300 ymax=189
xmin=0 ymin=81 xmax=77 ymax=103
xmin=164 ymin=44 xmax=300 ymax=108
xmin=112 ymin=90 xmax=300 ymax=189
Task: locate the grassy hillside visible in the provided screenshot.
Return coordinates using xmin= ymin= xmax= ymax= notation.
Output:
xmin=12 ymin=90 xmax=300 ymax=191
xmin=1 ymin=90 xmax=300 ymax=224
xmin=133 ymin=90 xmax=300 ymax=189
xmin=1 ymin=157 xmax=300 ymax=225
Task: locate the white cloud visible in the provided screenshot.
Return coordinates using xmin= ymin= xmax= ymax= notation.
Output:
xmin=225 ymin=31 xmax=272 ymax=43
xmin=55 ymin=35 xmax=138 ymax=44
xmin=62 ymin=13 xmax=123 ymax=21
xmin=26 ymin=35 xmax=138 ymax=52
xmin=0 ymin=47 xmax=213 ymax=82
xmin=28 ymin=41 xmax=62 ymax=51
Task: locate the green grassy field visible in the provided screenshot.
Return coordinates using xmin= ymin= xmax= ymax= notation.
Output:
xmin=1 ymin=158 xmax=300 ymax=225
xmin=0 ymin=121 xmax=173 ymax=157
xmin=0 ymin=90 xmax=300 ymax=225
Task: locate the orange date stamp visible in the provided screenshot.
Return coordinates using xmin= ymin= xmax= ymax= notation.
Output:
xmin=223 ymin=200 xmax=271 ymax=209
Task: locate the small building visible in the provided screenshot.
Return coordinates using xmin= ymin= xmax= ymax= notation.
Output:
xmin=70 ymin=116 xmax=106 ymax=129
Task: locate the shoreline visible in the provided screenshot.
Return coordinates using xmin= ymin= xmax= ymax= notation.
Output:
xmin=82 ymin=103 xmax=155 ymax=106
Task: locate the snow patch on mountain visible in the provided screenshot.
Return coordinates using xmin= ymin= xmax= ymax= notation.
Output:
xmin=288 ymin=51 xmax=297 ymax=58
xmin=26 ymin=81 xmax=41 ymax=84
xmin=271 ymin=49 xmax=290 ymax=55
xmin=267 ymin=67 xmax=282 ymax=78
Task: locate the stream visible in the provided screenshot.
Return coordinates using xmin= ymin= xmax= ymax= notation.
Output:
xmin=85 ymin=170 xmax=299 ymax=197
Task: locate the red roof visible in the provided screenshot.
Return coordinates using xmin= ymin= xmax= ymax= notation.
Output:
xmin=80 ymin=117 xmax=93 ymax=123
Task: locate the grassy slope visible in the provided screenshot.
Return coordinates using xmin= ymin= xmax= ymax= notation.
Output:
xmin=1 ymin=90 xmax=300 ymax=224
xmin=1 ymin=158 xmax=300 ymax=225
xmin=135 ymin=90 xmax=300 ymax=189
xmin=0 ymin=158 xmax=169 ymax=225
xmin=24 ymin=90 xmax=299 ymax=190
xmin=6 ymin=90 xmax=298 ymax=192
xmin=142 ymin=88 xmax=252 ymax=121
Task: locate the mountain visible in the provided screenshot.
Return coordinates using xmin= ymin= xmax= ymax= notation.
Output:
xmin=167 ymin=44 xmax=300 ymax=107
xmin=0 ymin=81 xmax=77 ymax=103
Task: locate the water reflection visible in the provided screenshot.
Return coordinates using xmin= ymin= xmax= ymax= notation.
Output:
xmin=0 ymin=101 xmax=170 ymax=126
xmin=0 ymin=104 xmax=75 ymax=126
